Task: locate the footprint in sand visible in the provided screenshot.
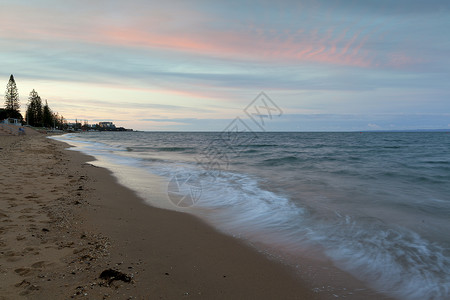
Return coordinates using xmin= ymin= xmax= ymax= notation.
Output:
xmin=14 ymin=279 xmax=41 ymax=296
xmin=7 ymin=202 xmax=17 ymax=208
xmin=4 ymin=250 xmax=22 ymax=257
xmin=4 ymin=250 xmax=23 ymax=262
xmin=31 ymin=261 xmax=49 ymax=269
xmin=19 ymin=283 xmax=40 ymax=295
xmin=15 ymin=279 xmax=31 ymax=287
xmin=14 ymin=268 xmax=32 ymax=276
xmin=7 ymin=256 xmax=22 ymax=262
xmin=16 ymin=235 xmax=26 ymax=241
xmin=18 ymin=215 xmax=36 ymax=219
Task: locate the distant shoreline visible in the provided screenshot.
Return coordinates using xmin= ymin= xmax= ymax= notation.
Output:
xmin=74 ymin=129 xmax=449 ymax=133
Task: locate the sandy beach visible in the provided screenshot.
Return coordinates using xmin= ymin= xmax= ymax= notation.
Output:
xmin=0 ymin=133 xmax=317 ymax=299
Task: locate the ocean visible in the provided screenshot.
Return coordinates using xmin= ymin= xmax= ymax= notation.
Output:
xmin=51 ymin=131 xmax=450 ymax=300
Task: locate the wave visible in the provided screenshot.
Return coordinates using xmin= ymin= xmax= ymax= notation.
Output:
xmin=127 ymin=146 xmax=195 ymax=152
xmin=241 ymin=149 xmax=260 ymax=154
xmin=189 ymin=168 xmax=449 ymax=300
xmin=261 ymin=156 xmax=301 ymax=166
xmin=308 ymin=214 xmax=449 ymax=300
xmin=154 ymin=146 xmax=195 ymax=152
xmin=147 ymin=161 xmax=450 ymax=300
xmin=243 ymin=144 xmax=278 ymax=148
xmin=423 ymin=160 xmax=450 ymax=165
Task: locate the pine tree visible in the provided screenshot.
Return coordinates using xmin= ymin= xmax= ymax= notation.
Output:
xmin=42 ymin=100 xmax=53 ymax=128
xmin=24 ymin=89 xmax=65 ymax=129
xmin=4 ymin=74 xmax=20 ymax=111
xmin=25 ymin=101 xmax=34 ymax=126
xmin=26 ymin=89 xmax=43 ymax=127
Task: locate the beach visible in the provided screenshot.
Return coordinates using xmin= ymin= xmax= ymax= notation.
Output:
xmin=0 ymin=133 xmax=317 ymax=299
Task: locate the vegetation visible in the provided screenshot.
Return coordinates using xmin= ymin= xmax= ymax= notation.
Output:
xmin=43 ymin=100 xmax=53 ymax=127
xmin=0 ymin=107 xmax=23 ymax=121
xmin=25 ymin=89 xmax=43 ymax=126
xmin=4 ymin=74 xmax=20 ymax=111
xmin=2 ymin=74 xmax=67 ymax=129
xmin=2 ymin=74 xmax=129 ymax=132
xmin=2 ymin=74 xmax=23 ymax=121
xmin=25 ymin=89 xmax=67 ymax=128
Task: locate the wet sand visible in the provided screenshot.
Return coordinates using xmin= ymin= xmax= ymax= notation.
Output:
xmin=0 ymin=134 xmax=318 ymax=299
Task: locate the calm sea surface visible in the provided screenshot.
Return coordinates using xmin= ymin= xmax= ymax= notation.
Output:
xmin=52 ymin=132 xmax=450 ymax=300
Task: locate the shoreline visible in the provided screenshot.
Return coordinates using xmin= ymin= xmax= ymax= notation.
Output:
xmin=1 ymin=134 xmax=318 ymax=299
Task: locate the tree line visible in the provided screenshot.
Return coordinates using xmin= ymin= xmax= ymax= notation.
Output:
xmin=1 ymin=74 xmax=67 ymax=128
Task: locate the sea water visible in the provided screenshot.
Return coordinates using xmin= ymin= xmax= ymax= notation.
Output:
xmin=52 ymin=132 xmax=450 ymax=299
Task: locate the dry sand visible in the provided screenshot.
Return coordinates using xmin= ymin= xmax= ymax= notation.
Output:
xmin=0 ymin=134 xmax=318 ymax=299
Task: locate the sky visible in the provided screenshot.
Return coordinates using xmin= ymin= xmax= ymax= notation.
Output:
xmin=1 ymin=0 xmax=449 ymax=131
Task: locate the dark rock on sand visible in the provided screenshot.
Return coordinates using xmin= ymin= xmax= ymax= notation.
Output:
xmin=99 ymin=269 xmax=131 ymax=283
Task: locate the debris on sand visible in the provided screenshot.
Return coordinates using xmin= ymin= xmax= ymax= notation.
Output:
xmin=99 ymin=269 xmax=131 ymax=284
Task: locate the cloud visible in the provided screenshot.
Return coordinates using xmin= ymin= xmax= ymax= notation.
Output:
xmin=368 ymin=123 xmax=381 ymax=129
xmin=2 ymin=0 xmax=432 ymax=71
xmin=1 ymin=1 xmax=449 ymax=131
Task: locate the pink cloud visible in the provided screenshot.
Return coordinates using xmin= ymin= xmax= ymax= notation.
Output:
xmin=0 ymin=5 xmax=377 ymax=69
xmin=0 ymin=3 xmax=420 ymax=70
xmin=90 ymin=24 xmax=378 ymax=68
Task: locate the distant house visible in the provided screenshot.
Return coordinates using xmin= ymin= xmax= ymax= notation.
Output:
xmin=67 ymin=122 xmax=77 ymax=131
xmin=1 ymin=118 xmax=21 ymax=125
xmin=99 ymin=122 xmax=116 ymax=129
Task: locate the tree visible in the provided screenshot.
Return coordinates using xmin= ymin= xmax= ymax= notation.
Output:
xmin=26 ymin=89 xmax=43 ymax=127
xmin=42 ymin=100 xmax=53 ymax=128
xmin=4 ymin=74 xmax=20 ymax=111
xmin=25 ymin=89 xmax=66 ymax=129
xmin=53 ymin=112 xmax=67 ymax=129
xmin=2 ymin=74 xmax=23 ymax=122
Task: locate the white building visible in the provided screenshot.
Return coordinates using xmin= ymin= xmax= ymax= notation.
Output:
xmin=1 ymin=118 xmax=21 ymax=125
xmin=99 ymin=122 xmax=116 ymax=128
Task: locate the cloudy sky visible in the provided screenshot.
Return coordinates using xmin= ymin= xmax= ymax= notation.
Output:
xmin=1 ymin=0 xmax=449 ymax=131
